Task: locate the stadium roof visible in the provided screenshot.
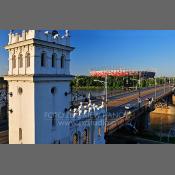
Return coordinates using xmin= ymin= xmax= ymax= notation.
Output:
xmin=90 ymin=69 xmax=155 ymax=78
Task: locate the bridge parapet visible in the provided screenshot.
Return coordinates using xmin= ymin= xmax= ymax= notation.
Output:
xmin=105 ymin=103 xmax=152 ymax=135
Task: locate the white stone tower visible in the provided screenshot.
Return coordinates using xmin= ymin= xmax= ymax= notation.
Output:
xmin=4 ymin=30 xmax=74 ymax=144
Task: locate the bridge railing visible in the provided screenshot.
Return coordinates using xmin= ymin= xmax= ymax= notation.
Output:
xmin=105 ymin=101 xmax=154 ymax=135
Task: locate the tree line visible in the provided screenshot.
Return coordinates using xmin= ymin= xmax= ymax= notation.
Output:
xmin=71 ymin=76 xmax=175 ymax=90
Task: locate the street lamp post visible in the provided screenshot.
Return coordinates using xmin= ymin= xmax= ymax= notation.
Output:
xmin=155 ymin=77 xmax=157 ymax=100
xmin=138 ymin=72 xmax=142 ymax=109
xmin=130 ymin=76 xmax=142 ymax=108
xmin=169 ymin=77 xmax=171 ymax=91
xmin=164 ymin=77 xmax=166 ymax=94
xmin=105 ymin=76 xmax=108 ymax=117
xmin=94 ymin=76 xmax=108 ymax=117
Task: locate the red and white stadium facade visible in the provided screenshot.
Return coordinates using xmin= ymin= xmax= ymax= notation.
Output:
xmin=90 ymin=69 xmax=155 ymax=78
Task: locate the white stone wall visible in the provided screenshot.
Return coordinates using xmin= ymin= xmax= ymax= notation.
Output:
xmin=8 ymin=81 xmax=35 ymax=144
xmin=34 ymin=81 xmax=71 ymax=144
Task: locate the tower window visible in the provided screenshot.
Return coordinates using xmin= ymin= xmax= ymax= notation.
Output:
xmin=61 ymin=54 xmax=65 ymax=68
xmin=12 ymin=55 xmax=16 ymax=69
xmin=51 ymin=87 xmax=56 ymax=95
xmin=18 ymin=54 xmax=23 ymax=68
xmin=26 ymin=52 xmax=30 ymax=67
xmin=52 ymin=53 xmax=56 ymax=67
xmin=52 ymin=114 xmax=56 ymax=128
xmin=18 ymin=87 xmax=23 ymax=95
xmin=19 ymin=128 xmax=22 ymax=141
xmin=83 ymin=129 xmax=88 ymax=144
xmin=41 ymin=52 xmax=46 ymax=67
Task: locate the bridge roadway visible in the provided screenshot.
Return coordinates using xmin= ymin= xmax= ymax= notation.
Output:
xmin=105 ymin=85 xmax=173 ymax=134
xmin=108 ymin=85 xmax=171 ymax=113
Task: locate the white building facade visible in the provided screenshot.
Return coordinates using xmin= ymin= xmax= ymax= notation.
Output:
xmin=4 ymin=30 xmax=105 ymax=144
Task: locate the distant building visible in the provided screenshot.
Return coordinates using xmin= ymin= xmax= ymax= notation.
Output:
xmin=4 ymin=30 xmax=105 ymax=144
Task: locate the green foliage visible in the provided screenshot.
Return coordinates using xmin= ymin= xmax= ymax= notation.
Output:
xmin=71 ymin=76 xmax=175 ymax=90
xmin=72 ymin=76 xmax=125 ymax=90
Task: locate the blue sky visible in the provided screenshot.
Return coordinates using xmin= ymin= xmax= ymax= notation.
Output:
xmin=1 ymin=30 xmax=175 ymax=76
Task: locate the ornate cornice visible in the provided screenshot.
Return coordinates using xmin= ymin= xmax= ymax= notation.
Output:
xmin=5 ymin=39 xmax=75 ymax=52
xmin=4 ymin=74 xmax=75 ymax=82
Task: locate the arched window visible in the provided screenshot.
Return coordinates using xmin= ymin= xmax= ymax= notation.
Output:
xmin=18 ymin=53 xmax=23 ymax=68
xmin=52 ymin=53 xmax=56 ymax=67
xmin=73 ymin=132 xmax=81 ymax=144
xmin=25 ymin=52 xmax=30 ymax=67
xmin=98 ymin=127 xmax=102 ymax=137
xmin=52 ymin=114 xmax=56 ymax=128
xmin=51 ymin=87 xmax=56 ymax=95
xmin=41 ymin=52 xmax=46 ymax=67
xmin=61 ymin=54 xmax=65 ymax=69
xmin=18 ymin=87 xmax=23 ymax=95
xmin=73 ymin=133 xmax=79 ymax=144
xmin=12 ymin=55 xmax=16 ymax=69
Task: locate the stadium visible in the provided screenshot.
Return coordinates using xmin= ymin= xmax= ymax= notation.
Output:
xmin=90 ymin=69 xmax=155 ymax=79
